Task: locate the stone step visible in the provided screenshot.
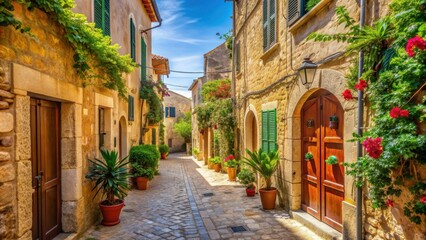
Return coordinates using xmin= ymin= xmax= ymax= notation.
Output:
xmin=291 ymin=210 xmax=343 ymax=240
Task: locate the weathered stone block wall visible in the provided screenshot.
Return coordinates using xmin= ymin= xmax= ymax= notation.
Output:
xmin=233 ymin=0 xmax=425 ymax=239
xmin=204 ymin=43 xmax=231 ymax=81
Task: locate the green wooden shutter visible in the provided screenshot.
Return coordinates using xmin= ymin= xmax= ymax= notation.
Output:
xmin=152 ymin=128 xmax=156 ymax=145
xmin=141 ymin=37 xmax=147 ymax=80
xmin=268 ymin=109 xmax=277 ymax=152
xmin=128 ymin=95 xmax=134 ymax=121
xmin=288 ymin=0 xmax=302 ymax=26
xmin=269 ymin=0 xmax=276 ymax=45
xmin=262 ymin=111 xmax=269 ymax=152
xmin=170 ymin=107 xmax=176 ymax=117
xmin=103 ymin=0 xmax=110 ymax=36
xmin=94 ymin=0 xmax=103 ymax=30
xmin=130 ymin=18 xmax=136 ymax=62
xmin=262 ymin=0 xmax=268 ymax=50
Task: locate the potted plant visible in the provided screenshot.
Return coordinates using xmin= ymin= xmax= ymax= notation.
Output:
xmin=131 ymin=163 xmax=154 ymax=190
xmin=207 ymin=157 xmax=214 ymax=169
xmin=237 ymin=168 xmax=256 ymax=197
xmin=192 ymin=148 xmax=200 ymax=159
xmin=129 ymin=145 xmax=160 ymax=188
xmin=224 ymin=155 xmax=238 ymax=181
xmin=243 ymin=148 xmax=279 ymax=210
xmin=210 ymin=157 xmax=222 ymax=172
xmin=85 ymin=149 xmax=130 ymax=226
xmin=159 ymin=144 xmax=170 ymax=160
xmin=305 ymin=152 xmax=314 ymax=161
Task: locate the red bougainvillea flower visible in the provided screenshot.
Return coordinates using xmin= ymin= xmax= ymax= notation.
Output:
xmin=354 ymin=79 xmax=368 ymax=91
xmin=224 ymin=155 xmax=235 ymax=162
xmin=362 ymin=137 xmax=383 ymax=159
xmin=420 ymin=196 xmax=426 ymax=204
xmin=342 ymin=89 xmax=354 ymax=100
xmin=385 ymin=198 xmax=395 ymax=207
xmin=406 ymin=35 xmax=426 ymax=57
xmin=390 ymin=107 xmax=401 ymax=118
xmin=399 ymin=109 xmax=409 ymax=117
xmin=390 ymin=107 xmax=410 ymax=118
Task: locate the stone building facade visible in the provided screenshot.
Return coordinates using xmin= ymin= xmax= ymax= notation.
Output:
xmin=190 ymin=43 xmax=231 ymax=163
xmin=0 ymin=1 xmax=166 ymax=239
xmin=163 ymin=91 xmax=191 ymax=153
xmin=233 ymin=0 xmax=424 ymax=239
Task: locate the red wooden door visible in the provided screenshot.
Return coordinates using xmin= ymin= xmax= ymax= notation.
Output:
xmin=31 ymin=99 xmax=61 ymax=240
xmin=301 ymin=91 xmax=344 ymax=232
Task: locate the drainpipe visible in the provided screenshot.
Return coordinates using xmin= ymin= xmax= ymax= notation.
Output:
xmin=356 ymin=0 xmax=366 ymax=239
xmin=141 ymin=0 xmax=162 ymax=34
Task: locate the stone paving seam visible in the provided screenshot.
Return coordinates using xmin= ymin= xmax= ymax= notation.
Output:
xmin=181 ymin=163 xmax=211 ymax=240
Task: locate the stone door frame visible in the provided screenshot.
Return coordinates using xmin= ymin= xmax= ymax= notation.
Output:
xmin=283 ymin=68 xmax=358 ymax=237
xmin=13 ymin=63 xmax=84 ymax=236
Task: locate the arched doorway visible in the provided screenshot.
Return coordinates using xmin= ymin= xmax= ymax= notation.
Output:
xmin=119 ymin=117 xmax=127 ymax=159
xmin=301 ymin=89 xmax=344 ymax=232
xmin=244 ymin=109 xmax=258 ymax=153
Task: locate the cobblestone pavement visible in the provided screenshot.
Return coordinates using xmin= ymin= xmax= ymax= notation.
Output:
xmin=80 ymin=153 xmax=323 ymax=240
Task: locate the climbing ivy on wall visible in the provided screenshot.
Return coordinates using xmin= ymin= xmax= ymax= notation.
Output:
xmin=0 ymin=0 xmax=135 ymax=98
xmin=308 ymin=1 xmax=426 ymax=224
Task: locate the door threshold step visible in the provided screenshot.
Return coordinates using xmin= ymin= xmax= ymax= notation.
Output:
xmin=52 ymin=233 xmax=78 ymax=240
xmin=291 ymin=210 xmax=342 ymax=240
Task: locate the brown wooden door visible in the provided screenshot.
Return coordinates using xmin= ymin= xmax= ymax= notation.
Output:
xmin=31 ymin=99 xmax=61 ymax=240
xmin=301 ymin=91 xmax=344 ymax=232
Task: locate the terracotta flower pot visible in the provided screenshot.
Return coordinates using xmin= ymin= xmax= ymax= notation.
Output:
xmin=99 ymin=199 xmax=124 ymax=226
xmin=259 ymin=188 xmax=277 ymax=210
xmin=135 ymin=177 xmax=149 ymax=190
xmin=227 ymin=167 xmax=236 ymax=181
xmin=213 ymin=164 xmax=221 ymax=172
xmin=208 ymin=161 xmax=214 ymax=169
xmin=161 ymin=153 xmax=167 ymax=160
xmin=246 ymin=186 xmax=256 ymax=197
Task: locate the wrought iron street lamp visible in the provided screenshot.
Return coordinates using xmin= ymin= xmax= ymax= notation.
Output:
xmin=297 ymin=57 xmax=317 ymax=89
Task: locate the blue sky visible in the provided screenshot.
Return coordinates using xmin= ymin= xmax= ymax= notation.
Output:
xmin=152 ymin=0 xmax=233 ymax=98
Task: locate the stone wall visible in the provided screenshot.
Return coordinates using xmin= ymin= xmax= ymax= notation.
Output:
xmin=0 ymin=2 xmax=154 ymax=239
xmin=163 ymin=91 xmax=191 ymax=153
xmin=232 ymin=0 xmax=425 ymax=239
xmin=204 ymin=43 xmax=231 ymax=82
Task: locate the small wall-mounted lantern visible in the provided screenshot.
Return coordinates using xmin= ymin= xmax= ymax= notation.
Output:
xmin=329 ymin=115 xmax=339 ymax=129
xmin=297 ymin=57 xmax=318 ymax=89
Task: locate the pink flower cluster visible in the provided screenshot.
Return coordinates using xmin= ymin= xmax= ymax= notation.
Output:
xmin=362 ymin=137 xmax=383 ymax=159
xmin=342 ymin=79 xmax=368 ymax=101
xmin=224 ymin=155 xmax=235 ymax=162
xmin=406 ymin=36 xmax=426 ymax=57
xmin=420 ymin=195 xmax=426 ymax=204
xmin=389 ymin=107 xmax=409 ymax=119
xmin=386 ymin=198 xmax=395 ymax=207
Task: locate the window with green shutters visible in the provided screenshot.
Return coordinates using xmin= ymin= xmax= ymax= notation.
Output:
xmin=128 ymin=95 xmax=134 ymax=121
xmin=262 ymin=109 xmax=277 ymax=153
xmin=262 ymin=0 xmax=276 ymax=51
xmin=141 ymin=37 xmax=147 ymax=80
xmin=130 ymin=18 xmax=136 ymax=62
xmin=288 ymin=0 xmax=320 ymax=26
xmin=94 ymin=0 xmax=110 ymax=36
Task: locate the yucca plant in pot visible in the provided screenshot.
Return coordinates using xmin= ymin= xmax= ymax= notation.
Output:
xmin=237 ymin=168 xmax=256 ymax=197
xmin=243 ymin=148 xmax=279 ymax=209
xmin=85 ymin=149 xmax=130 ymax=226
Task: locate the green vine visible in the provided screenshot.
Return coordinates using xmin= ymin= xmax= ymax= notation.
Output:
xmin=308 ymin=1 xmax=426 ymax=224
xmin=0 ymin=0 xmax=135 ymax=98
xmin=140 ymin=79 xmax=163 ymax=125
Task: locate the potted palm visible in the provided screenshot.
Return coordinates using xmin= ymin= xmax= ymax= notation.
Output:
xmin=210 ymin=157 xmax=222 ymax=172
xmin=237 ymin=168 xmax=256 ymax=197
xmin=131 ymin=163 xmax=154 ymax=190
xmin=224 ymin=155 xmax=238 ymax=181
xmin=85 ymin=149 xmax=130 ymax=226
xmin=243 ymin=148 xmax=279 ymax=210
xmin=159 ymin=144 xmax=170 ymax=160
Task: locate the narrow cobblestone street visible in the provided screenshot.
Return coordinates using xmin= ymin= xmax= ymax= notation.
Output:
xmin=80 ymin=153 xmax=322 ymax=240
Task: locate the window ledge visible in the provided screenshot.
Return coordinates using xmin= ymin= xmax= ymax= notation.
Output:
xmin=288 ymin=0 xmax=333 ymax=33
xmin=260 ymin=43 xmax=280 ymax=61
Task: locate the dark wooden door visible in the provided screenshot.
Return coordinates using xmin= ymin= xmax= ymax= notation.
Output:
xmin=301 ymin=91 xmax=344 ymax=232
xmin=31 ymin=99 xmax=61 ymax=240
